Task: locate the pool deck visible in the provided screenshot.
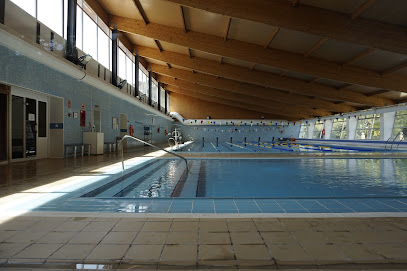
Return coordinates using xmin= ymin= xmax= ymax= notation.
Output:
xmin=1 ymin=147 xmax=407 ymax=270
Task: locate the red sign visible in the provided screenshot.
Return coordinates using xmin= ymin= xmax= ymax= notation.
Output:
xmin=80 ymin=110 xmax=86 ymax=127
xmin=68 ymin=100 xmax=71 ymax=109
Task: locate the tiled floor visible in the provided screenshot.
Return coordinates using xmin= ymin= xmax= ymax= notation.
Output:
xmin=1 ymin=215 xmax=407 ymax=270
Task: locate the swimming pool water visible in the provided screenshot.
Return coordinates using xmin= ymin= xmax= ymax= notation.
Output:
xmin=81 ymin=158 xmax=407 ymax=199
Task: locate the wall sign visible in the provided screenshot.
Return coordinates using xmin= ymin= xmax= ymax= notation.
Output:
xmin=80 ymin=110 xmax=86 ymax=127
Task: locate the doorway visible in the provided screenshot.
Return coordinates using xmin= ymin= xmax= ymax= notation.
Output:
xmin=11 ymin=87 xmax=49 ymax=160
xmin=0 ymin=92 xmax=8 ymax=161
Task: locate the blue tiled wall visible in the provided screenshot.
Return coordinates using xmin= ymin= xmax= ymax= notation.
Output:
xmin=178 ymin=124 xmax=300 ymax=142
xmin=0 ymin=45 xmax=172 ymax=146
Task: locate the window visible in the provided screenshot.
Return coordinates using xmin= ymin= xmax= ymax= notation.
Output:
xmin=160 ymin=87 xmax=165 ymax=110
xmin=97 ymin=28 xmax=109 ymax=69
xmin=82 ymin=12 xmax=98 ymax=61
xmin=313 ymin=121 xmax=324 ymax=139
xmin=393 ymin=110 xmax=407 ymax=140
xmin=355 ymin=114 xmax=380 ymax=140
xmin=118 ymin=49 xmax=126 ymax=80
xmin=11 ymin=0 xmax=64 ymax=37
xmin=152 ymin=80 xmax=158 ymax=104
xmin=76 ymin=6 xmax=83 ymax=50
xmin=138 ymin=66 xmax=149 ymax=97
xmin=37 ymin=0 xmax=63 ymax=37
xmin=331 ymin=118 xmax=347 ymax=139
xmin=10 ymin=0 xmax=36 ymax=19
xmin=126 ymin=56 xmax=133 ymax=86
xmin=299 ymin=123 xmax=307 ymax=138
xmin=166 ymin=91 xmax=169 ymax=111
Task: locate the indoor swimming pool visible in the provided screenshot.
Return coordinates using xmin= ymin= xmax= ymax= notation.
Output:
xmin=179 ymin=141 xmax=397 ymax=153
xmin=23 ymin=157 xmax=407 ymax=214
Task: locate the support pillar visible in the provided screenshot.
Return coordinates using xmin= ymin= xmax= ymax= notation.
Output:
xmin=66 ymin=0 xmax=77 ymax=63
xmin=112 ymin=28 xmax=118 ymax=87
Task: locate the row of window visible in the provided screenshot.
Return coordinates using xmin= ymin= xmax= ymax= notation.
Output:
xmin=10 ymin=0 xmax=169 ymax=111
xmin=300 ymin=110 xmax=407 ymax=140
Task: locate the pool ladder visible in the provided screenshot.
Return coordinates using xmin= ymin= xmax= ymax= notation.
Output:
xmin=385 ymin=132 xmax=405 ymax=151
xmin=120 ymin=135 xmax=188 ymax=172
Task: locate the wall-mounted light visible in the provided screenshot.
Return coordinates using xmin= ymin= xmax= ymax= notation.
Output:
xmin=78 ymin=54 xmax=92 ymax=67
xmin=118 ymin=79 xmax=127 ymax=89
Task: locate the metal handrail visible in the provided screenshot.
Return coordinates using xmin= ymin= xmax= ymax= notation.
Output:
xmin=384 ymin=136 xmax=393 ymax=151
xmin=390 ymin=132 xmax=402 ymax=151
xmin=396 ymin=135 xmax=405 ymax=150
xmin=121 ymin=135 xmax=188 ymax=172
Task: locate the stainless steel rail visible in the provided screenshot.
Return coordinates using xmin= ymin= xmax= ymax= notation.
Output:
xmin=121 ymin=135 xmax=188 ymax=172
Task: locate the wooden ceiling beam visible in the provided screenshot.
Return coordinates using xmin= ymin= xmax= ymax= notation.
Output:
xmin=135 ymin=46 xmax=394 ymax=107
xmin=351 ymin=0 xmax=377 ymax=20
xmin=154 ymin=40 xmax=163 ymax=52
xmin=308 ymin=77 xmax=319 ymax=84
xmin=161 ymin=0 xmax=407 ymax=56
xmin=381 ymin=61 xmax=407 ymax=76
xmin=158 ymin=74 xmax=331 ymax=117
xmin=224 ymin=17 xmax=232 ymax=41
xmin=304 ymin=37 xmax=328 ymax=57
xmin=148 ymin=63 xmax=356 ymax=113
xmin=291 ymin=0 xmax=300 ymax=7
xmin=170 ymin=90 xmax=300 ymax=120
xmin=343 ymin=48 xmax=376 ymax=66
xmin=279 ymin=70 xmax=288 ymax=77
xmin=179 ymin=5 xmax=188 ymax=33
xmin=263 ymin=27 xmax=279 ymax=49
xmin=366 ymin=89 xmax=389 ymax=97
xmin=165 ymin=83 xmax=309 ymax=120
xmin=111 ymin=15 xmax=407 ymax=92
xmin=132 ymin=0 xmax=149 ymax=25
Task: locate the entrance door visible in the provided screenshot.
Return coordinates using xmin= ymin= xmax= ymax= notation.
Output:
xmin=0 ymin=93 xmax=7 ymax=161
xmin=12 ymin=95 xmax=24 ymax=159
xmin=36 ymin=100 xmax=48 ymax=159
xmin=11 ymin=90 xmax=49 ymax=160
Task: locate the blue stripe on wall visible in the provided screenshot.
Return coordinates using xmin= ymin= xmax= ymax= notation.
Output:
xmin=120 ymin=129 xmax=127 ymax=133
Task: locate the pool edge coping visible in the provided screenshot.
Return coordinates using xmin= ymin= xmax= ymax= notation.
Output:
xmin=7 ymin=211 xmax=407 ymax=219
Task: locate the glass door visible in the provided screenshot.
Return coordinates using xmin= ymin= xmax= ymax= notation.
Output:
xmin=12 ymin=95 xmax=24 ymax=159
xmin=25 ymin=98 xmax=37 ymax=156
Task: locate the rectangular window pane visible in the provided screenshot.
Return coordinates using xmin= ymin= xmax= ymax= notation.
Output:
xmin=118 ymin=49 xmax=126 ymax=80
xmin=356 ymin=114 xmax=380 ymax=139
xmin=37 ymin=0 xmax=63 ymax=36
xmin=83 ymin=13 xmax=97 ymax=60
xmin=63 ymin=0 xmax=68 ymax=39
xmin=10 ymin=0 xmax=36 ymax=18
xmin=166 ymin=93 xmax=169 ymax=112
xmin=160 ymin=87 xmax=165 ymax=109
xmin=152 ymin=83 xmax=158 ymax=102
xmin=76 ymin=6 xmax=83 ymax=50
xmin=97 ymin=28 xmax=109 ymax=69
xmin=126 ymin=57 xmax=133 ymax=86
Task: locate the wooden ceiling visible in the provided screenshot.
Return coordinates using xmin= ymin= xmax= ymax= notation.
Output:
xmin=86 ymin=0 xmax=407 ymax=120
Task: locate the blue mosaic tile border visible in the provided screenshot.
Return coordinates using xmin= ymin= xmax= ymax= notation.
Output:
xmin=26 ymin=197 xmax=407 ymax=214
